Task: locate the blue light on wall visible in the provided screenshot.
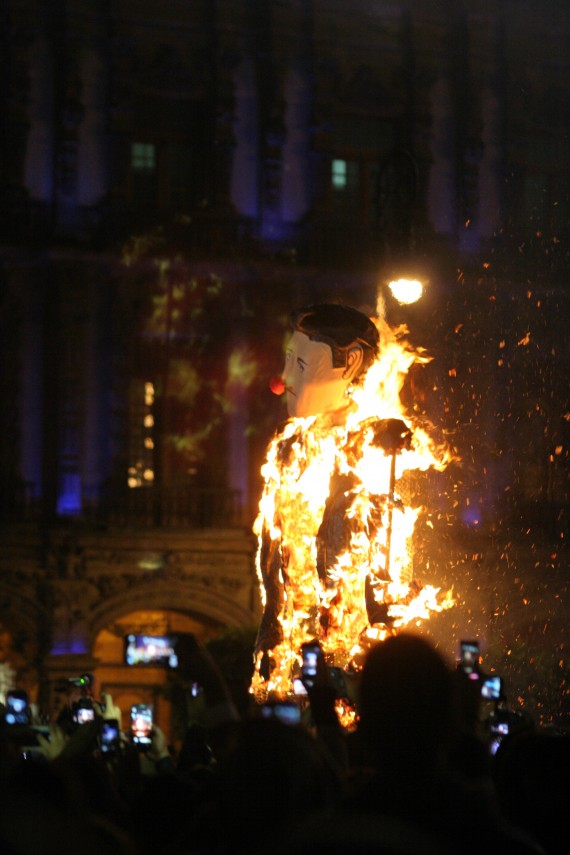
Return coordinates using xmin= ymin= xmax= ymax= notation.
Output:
xmin=50 ymin=639 xmax=88 ymax=655
xmin=260 ymin=214 xmax=295 ymax=244
xmin=462 ymin=498 xmax=483 ymax=528
xmin=57 ymin=473 xmax=82 ymax=516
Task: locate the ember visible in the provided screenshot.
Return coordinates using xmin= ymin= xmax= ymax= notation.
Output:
xmin=251 ymin=303 xmax=455 ymax=701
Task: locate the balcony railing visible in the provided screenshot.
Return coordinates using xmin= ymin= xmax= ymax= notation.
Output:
xmin=0 ymin=482 xmax=247 ymax=530
xmin=100 ymin=483 xmax=246 ymax=529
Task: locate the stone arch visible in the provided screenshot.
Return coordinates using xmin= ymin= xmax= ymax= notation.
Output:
xmin=86 ymin=580 xmax=256 ymax=648
xmin=0 ymin=584 xmax=49 ymax=644
xmin=0 ymin=584 xmax=49 ymax=699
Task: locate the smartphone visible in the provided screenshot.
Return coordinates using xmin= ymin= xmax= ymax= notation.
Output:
xmin=301 ymin=641 xmax=321 ymax=688
xmin=99 ymin=719 xmax=121 ymax=755
xmin=459 ymin=640 xmax=480 ymax=678
xmin=130 ymin=703 xmax=153 ymax=749
xmin=5 ymin=690 xmax=31 ymax=726
xmin=124 ymin=634 xmax=178 ymax=668
xmin=328 ymin=666 xmax=349 ymax=699
xmin=293 ymin=677 xmax=308 ymax=697
xmin=489 ymin=720 xmax=509 ymax=755
xmin=481 ymin=675 xmax=503 ymax=700
xmin=261 ymin=701 xmax=301 ymax=726
xmin=74 ymin=697 xmax=96 ymax=724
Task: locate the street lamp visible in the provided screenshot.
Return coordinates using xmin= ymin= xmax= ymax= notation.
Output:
xmin=387 ymin=277 xmax=424 ymax=305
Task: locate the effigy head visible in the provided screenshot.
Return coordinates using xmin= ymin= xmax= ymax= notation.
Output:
xmin=282 ymin=303 xmax=379 ymax=418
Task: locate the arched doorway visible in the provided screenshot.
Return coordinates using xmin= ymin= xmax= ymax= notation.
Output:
xmin=0 ymin=600 xmax=46 ymax=710
xmin=92 ymin=609 xmax=223 ymax=746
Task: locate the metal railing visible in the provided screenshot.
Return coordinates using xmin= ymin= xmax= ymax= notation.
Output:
xmin=100 ymin=483 xmax=246 ymax=529
xmin=0 ymin=482 xmax=247 ymax=530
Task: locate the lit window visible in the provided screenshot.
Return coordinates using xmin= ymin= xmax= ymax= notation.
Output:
xmin=131 ymin=143 xmax=156 ymax=173
xmin=128 ymin=380 xmax=155 ymax=488
xmin=332 ymin=159 xmax=348 ymax=189
xmin=144 ymin=382 xmax=155 ymax=405
xmin=331 ymin=159 xmax=360 ymax=194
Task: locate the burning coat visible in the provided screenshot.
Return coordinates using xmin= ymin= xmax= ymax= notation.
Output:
xmin=252 ymin=415 xmax=418 ymax=695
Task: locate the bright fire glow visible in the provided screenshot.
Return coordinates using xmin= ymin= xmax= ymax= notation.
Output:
xmin=388 ymin=278 xmax=424 ymax=305
xmin=251 ymin=315 xmax=455 ymax=701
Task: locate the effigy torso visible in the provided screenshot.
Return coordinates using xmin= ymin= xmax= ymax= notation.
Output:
xmin=252 ymin=415 xmax=397 ymax=696
xmin=250 ymin=317 xmax=455 ymax=700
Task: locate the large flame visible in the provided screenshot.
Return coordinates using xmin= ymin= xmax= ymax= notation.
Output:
xmin=252 ymin=316 xmax=455 ymax=700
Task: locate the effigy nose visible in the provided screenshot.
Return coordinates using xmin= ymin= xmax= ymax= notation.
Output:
xmin=269 ymin=375 xmax=286 ymax=396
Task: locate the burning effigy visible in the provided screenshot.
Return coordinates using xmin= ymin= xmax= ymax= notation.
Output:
xmin=251 ymin=301 xmax=454 ymax=701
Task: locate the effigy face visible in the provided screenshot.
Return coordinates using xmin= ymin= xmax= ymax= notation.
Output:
xmin=283 ymin=331 xmax=356 ymax=418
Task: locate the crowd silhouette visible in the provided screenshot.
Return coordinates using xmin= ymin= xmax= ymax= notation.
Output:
xmin=1 ymin=633 xmax=567 ymax=855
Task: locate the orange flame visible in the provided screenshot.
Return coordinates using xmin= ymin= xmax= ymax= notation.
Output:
xmin=251 ymin=317 xmax=455 ymax=701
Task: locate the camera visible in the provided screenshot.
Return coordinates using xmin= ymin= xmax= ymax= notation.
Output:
xmin=124 ymin=634 xmax=178 ymax=668
xmin=130 ymin=703 xmax=153 ymax=749
xmin=67 ymin=673 xmax=93 ymax=690
xmin=4 ymin=690 xmax=32 ymax=726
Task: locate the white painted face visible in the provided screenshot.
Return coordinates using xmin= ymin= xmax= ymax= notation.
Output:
xmin=283 ymin=331 xmax=361 ymax=418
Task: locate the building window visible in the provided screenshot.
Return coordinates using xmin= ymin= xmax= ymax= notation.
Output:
xmin=131 ymin=143 xmax=156 ymax=173
xmin=130 ymin=143 xmax=158 ymax=205
xmin=331 ymin=159 xmax=360 ymax=191
xmin=169 ymin=143 xmax=196 ymax=208
xmin=332 ymin=159 xmax=348 ymax=189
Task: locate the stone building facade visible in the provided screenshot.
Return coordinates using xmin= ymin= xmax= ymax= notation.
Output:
xmin=0 ymin=0 xmax=568 ymax=733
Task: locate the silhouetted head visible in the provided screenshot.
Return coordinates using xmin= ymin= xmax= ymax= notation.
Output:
xmin=493 ymin=730 xmax=570 ymax=855
xmin=358 ymin=633 xmax=454 ymax=768
xmin=216 ymin=717 xmax=339 ymax=850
